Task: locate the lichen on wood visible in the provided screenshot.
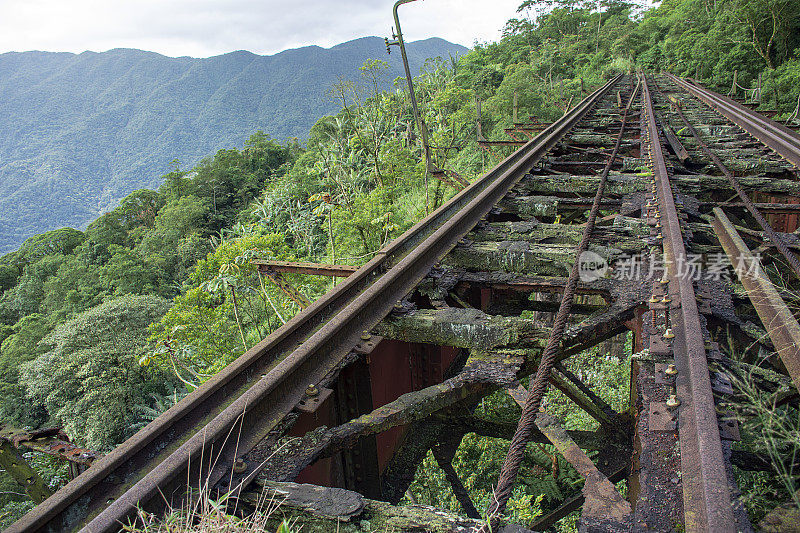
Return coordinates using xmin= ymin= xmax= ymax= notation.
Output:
xmin=444 ymin=240 xmax=624 ymax=277
xmin=239 ymin=479 xmax=486 ymax=532
xmin=514 ymin=172 xmax=646 ymax=197
xmin=374 ymin=307 xmax=547 ymax=351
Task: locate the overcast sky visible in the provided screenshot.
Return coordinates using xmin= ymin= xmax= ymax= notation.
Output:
xmin=0 ymin=0 xmax=525 ymax=58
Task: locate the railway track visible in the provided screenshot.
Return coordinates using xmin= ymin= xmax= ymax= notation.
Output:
xmin=9 ymin=72 xmax=800 ymax=532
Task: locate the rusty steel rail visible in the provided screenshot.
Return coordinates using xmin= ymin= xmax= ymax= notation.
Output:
xmin=9 ymin=76 xmax=623 ymax=533
xmin=659 ymin=86 xmax=800 ymax=279
xmin=642 ymin=76 xmax=737 ymax=532
xmin=667 ymin=73 xmax=800 ymax=168
xmin=712 ymin=207 xmax=800 ymax=392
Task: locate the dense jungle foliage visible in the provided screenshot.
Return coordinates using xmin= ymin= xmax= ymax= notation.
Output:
xmin=2 ymin=0 xmax=800 ymax=528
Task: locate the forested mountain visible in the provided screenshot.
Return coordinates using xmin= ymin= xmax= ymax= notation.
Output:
xmin=0 ymin=37 xmax=466 ymax=252
xmin=2 ymin=0 xmax=800 ymax=529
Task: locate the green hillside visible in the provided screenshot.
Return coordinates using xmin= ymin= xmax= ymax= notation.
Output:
xmin=0 ymin=37 xmax=466 ymax=252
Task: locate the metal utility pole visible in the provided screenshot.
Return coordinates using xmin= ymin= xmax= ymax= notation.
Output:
xmin=386 ymin=0 xmax=435 ymax=179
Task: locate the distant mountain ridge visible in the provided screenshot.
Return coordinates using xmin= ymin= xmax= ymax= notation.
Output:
xmin=0 ymin=37 xmax=467 ymax=253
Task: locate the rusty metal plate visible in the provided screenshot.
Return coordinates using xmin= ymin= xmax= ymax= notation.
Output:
xmin=651 ymin=281 xmax=667 ymax=296
xmin=654 ymin=363 xmax=677 ymax=386
xmin=710 ymin=372 xmax=734 ymax=396
xmin=649 ymin=334 xmax=672 ymax=358
xmin=296 ymin=387 xmax=334 ymax=414
xmin=655 ymin=363 xmax=667 ymax=385
xmin=706 ymin=341 xmax=723 ymax=361
xmin=696 ymin=292 xmax=712 ymax=314
xmin=353 ymin=335 xmax=383 ymax=355
xmin=649 ymin=402 xmax=676 ymax=431
xmin=717 ymin=413 xmax=741 ymax=441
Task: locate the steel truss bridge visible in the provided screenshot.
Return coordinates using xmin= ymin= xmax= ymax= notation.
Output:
xmin=6 ymin=72 xmax=800 ymax=532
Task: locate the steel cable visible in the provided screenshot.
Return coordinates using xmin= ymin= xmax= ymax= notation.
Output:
xmin=480 ymin=75 xmax=641 ymax=530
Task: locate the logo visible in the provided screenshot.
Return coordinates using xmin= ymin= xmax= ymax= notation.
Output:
xmin=578 ymin=251 xmax=608 ymax=282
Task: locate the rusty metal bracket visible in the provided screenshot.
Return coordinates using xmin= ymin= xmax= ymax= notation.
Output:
xmin=0 ymin=424 xmax=99 ymax=467
xmin=718 ymin=412 xmax=741 ymax=441
xmin=710 ymin=371 xmax=734 ymax=396
xmin=261 ymin=268 xmax=312 ymax=308
xmin=254 ymin=260 xmax=358 ymax=277
xmin=0 ymin=441 xmax=52 ymax=503
xmin=706 ymin=340 xmax=723 ymax=362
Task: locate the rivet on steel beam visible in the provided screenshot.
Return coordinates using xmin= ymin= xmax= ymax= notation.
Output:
xmin=666 ymin=395 xmax=681 ymax=409
xmin=661 ymin=295 xmax=672 ymax=304
xmin=663 ymin=328 xmax=675 ymax=339
xmin=360 ymin=331 xmax=372 ymax=341
xmin=305 ymin=384 xmax=319 ymax=397
xmin=234 ymin=458 xmax=247 ymax=474
xmin=665 ymin=363 xmax=678 ymax=377
xmin=649 ymin=294 xmax=660 ymax=304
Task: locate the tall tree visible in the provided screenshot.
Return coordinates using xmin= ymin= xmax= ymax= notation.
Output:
xmin=19 ymin=295 xmax=174 ymax=450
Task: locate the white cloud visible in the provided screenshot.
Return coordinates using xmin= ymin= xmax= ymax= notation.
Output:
xmin=0 ymin=0 xmax=522 ymax=57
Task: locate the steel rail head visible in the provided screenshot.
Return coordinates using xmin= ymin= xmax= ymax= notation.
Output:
xmin=9 ymin=77 xmax=622 ymax=533
xmin=667 ymin=73 xmax=800 ymax=168
xmin=642 ymin=76 xmax=739 ymax=533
